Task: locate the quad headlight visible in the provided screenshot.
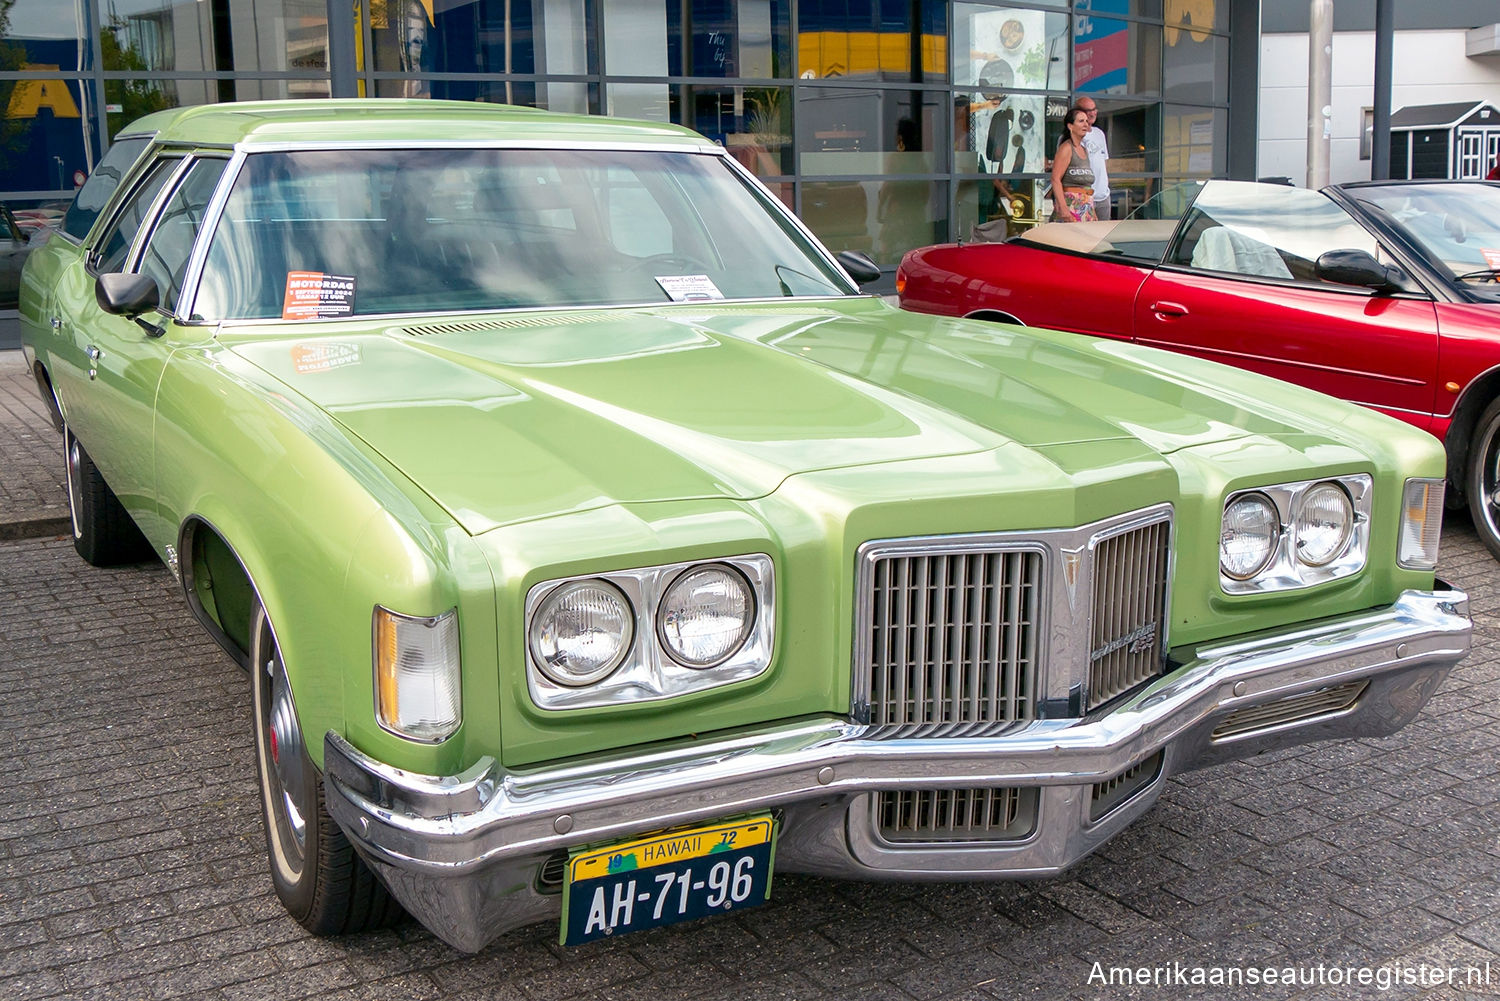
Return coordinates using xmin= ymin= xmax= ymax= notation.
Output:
xmin=529 ymin=580 xmax=635 ymax=686
xmin=1220 ymin=475 xmax=1371 ymax=593
xmin=1293 ymin=482 xmax=1354 ymax=567
xmin=525 ymin=554 xmax=774 ymax=710
xmin=658 ymin=564 xmax=755 ymax=668
xmin=1220 ymin=492 xmax=1279 ymax=580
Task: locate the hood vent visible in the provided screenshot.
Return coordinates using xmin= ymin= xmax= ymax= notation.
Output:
xmin=400 ymin=312 xmax=616 ymax=336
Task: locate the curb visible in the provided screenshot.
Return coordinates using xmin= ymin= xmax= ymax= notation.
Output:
xmin=0 ymin=515 xmax=71 ymax=542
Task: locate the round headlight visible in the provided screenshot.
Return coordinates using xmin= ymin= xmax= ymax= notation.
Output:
xmin=1294 ymin=482 xmax=1354 ymax=566
xmin=529 ymin=580 xmax=634 ymax=686
xmin=1221 ymin=493 xmax=1280 ymax=580
xmin=658 ymin=564 xmax=755 ymax=668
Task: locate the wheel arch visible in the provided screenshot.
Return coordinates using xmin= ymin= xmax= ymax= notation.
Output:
xmin=962 ymin=309 xmax=1026 ymax=326
xmin=1443 ymin=367 xmax=1500 ymax=499
xmin=32 ymin=360 xmax=64 ymax=433
xmin=178 ymin=515 xmax=261 ymax=670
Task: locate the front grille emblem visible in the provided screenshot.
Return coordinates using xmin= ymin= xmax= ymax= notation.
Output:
xmin=1061 ymin=546 xmax=1084 ymax=611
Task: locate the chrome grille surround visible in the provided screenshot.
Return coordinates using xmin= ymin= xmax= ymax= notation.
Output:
xmin=853 ymin=505 xmax=1173 ymax=734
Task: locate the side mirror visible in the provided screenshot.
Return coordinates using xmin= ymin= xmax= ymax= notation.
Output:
xmin=96 ymin=272 xmax=160 ymax=318
xmin=836 ymin=250 xmax=882 ymax=286
xmin=1314 ymin=249 xmax=1404 ymax=293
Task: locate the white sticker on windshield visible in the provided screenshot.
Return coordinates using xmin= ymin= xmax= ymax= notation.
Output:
xmin=655 ymin=274 xmax=725 ymax=302
xmin=1482 ymin=248 xmax=1500 ymax=271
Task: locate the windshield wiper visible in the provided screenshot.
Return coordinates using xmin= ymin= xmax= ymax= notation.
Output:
xmin=1453 ymin=268 xmax=1500 ymax=282
xmin=774 ymin=263 xmax=842 ymax=297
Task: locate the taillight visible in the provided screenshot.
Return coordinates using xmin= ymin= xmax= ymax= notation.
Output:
xmin=895 ymin=266 xmax=907 ymax=295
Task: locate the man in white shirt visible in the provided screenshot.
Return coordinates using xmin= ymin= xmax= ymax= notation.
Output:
xmin=1076 ymin=97 xmax=1110 ymax=219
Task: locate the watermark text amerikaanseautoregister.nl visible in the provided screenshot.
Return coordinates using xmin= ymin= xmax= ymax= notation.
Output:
xmin=1088 ymin=960 xmax=1494 ymax=991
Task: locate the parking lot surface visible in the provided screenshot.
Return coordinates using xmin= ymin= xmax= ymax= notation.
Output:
xmin=3 ymin=513 xmax=1499 ymax=999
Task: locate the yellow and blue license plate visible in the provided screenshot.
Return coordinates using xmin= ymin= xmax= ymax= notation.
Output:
xmin=561 ymin=814 xmax=776 ymax=945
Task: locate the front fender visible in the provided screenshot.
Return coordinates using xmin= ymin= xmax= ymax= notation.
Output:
xmin=155 ymin=343 xmax=481 ymax=775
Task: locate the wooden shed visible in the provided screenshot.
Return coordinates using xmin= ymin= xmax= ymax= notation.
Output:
xmin=1389 ymin=101 xmax=1500 ymax=179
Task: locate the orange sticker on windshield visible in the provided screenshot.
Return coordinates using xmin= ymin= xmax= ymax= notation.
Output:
xmin=283 ymin=271 xmax=356 ymax=320
xmin=1483 ymin=249 xmax=1500 ymax=271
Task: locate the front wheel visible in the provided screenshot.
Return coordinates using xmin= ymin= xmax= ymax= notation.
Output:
xmin=1466 ymin=397 xmax=1500 ymax=561
xmin=250 ymin=600 xmax=403 ymax=935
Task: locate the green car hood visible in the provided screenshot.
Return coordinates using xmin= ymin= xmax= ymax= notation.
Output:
xmin=225 ymin=299 xmax=1339 ymax=535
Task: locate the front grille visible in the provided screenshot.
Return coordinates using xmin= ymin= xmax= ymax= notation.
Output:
xmin=1089 ymin=751 xmax=1164 ymax=822
xmin=1212 ymin=681 xmax=1368 ymax=741
xmin=863 ymin=549 xmax=1042 ymax=734
xmin=876 ymin=787 xmax=1038 ymax=843
xmin=1088 ymin=519 xmax=1170 ymax=710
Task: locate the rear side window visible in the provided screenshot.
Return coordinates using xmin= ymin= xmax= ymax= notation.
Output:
xmin=62 ymin=137 xmax=151 ymax=241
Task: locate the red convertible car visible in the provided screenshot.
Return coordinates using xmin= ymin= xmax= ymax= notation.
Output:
xmin=899 ymin=179 xmax=1500 ymax=556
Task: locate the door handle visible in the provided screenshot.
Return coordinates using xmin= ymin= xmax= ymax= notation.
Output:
xmin=1149 ymin=300 xmax=1189 ymax=317
xmin=85 ymin=344 xmax=100 ymax=381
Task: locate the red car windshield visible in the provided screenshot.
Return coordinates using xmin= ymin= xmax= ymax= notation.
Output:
xmin=1353 ymin=183 xmax=1500 ymax=297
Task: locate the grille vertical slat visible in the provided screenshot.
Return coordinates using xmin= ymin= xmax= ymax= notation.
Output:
xmin=864 ymin=548 xmax=1042 ymax=734
xmin=876 ymin=787 xmax=1037 ymax=842
xmin=1088 ymin=520 xmax=1170 ymax=711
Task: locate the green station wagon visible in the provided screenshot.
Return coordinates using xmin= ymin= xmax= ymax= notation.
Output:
xmin=19 ymin=101 xmax=1472 ymax=952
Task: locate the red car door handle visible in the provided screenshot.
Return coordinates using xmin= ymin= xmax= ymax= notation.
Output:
xmin=1150 ymin=300 xmax=1189 ymax=317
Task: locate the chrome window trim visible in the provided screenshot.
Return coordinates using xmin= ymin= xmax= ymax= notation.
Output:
xmin=184 ymin=294 xmax=869 ymax=329
xmin=523 ymin=554 xmax=775 ymax=711
xmin=175 ymin=148 xmax=248 ymax=324
xmin=850 ymin=504 xmax=1174 ymax=726
xmin=86 ymin=154 xmax=188 ymax=275
xmin=1220 ymin=475 xmax=1373 ymax=594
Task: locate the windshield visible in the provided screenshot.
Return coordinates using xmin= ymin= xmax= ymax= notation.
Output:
xmin=192 ymin=147 xmax=852 ymax=320
xmin=1352 ymin=182 xmax=1500 ymax=298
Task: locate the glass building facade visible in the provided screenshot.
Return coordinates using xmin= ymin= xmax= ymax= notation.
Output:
xmin=1 ymin=0 xmax=1239 ymax=283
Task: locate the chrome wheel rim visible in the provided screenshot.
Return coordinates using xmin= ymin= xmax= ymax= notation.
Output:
xmin=1484 ymin=428 xmax=1500 ymax=542
xmin=255 ymin=613 xmax=308 ymax=876
xmin=266 ymin=654 xmax=308 ymax=855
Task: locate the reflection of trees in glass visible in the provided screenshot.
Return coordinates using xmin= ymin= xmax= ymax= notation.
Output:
xmin=103 ymin=15 xmax=174 ymax=138
xmin=0 ymin=1 xmax=29 ymax=173
xmin=739 ymin=88 xmax=790 ymax=176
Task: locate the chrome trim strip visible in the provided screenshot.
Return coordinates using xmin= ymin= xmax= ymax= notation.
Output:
xmin=232 ymin=138 xmax=723 ymax=154
xmin=324 ymin=584 xmax=1467 ymax=951
xmin=1134 ymin=337 xmax=1429 ymax=387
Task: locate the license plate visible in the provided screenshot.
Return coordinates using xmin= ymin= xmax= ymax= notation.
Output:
xmin=561 ymin=814 xmax=775 ymax=945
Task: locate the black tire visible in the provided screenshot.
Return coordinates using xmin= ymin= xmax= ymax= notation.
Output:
xmin=1467 ymin=397 xmax=1500 ymax=561
xmin=249 ymin=600 xmax=403 ymax=935
xmin=63 ymin=424 xmax=153 ymax=566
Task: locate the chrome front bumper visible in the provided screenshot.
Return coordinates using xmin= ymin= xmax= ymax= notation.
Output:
xmin=324 ymin=585 xmax=1469 ymax=952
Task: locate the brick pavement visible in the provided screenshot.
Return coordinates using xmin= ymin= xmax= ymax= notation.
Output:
xmin=0 ymin=349 xmax=69 ymax=540
xmin=2 ymin=347 xmax=1500 ymax=998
